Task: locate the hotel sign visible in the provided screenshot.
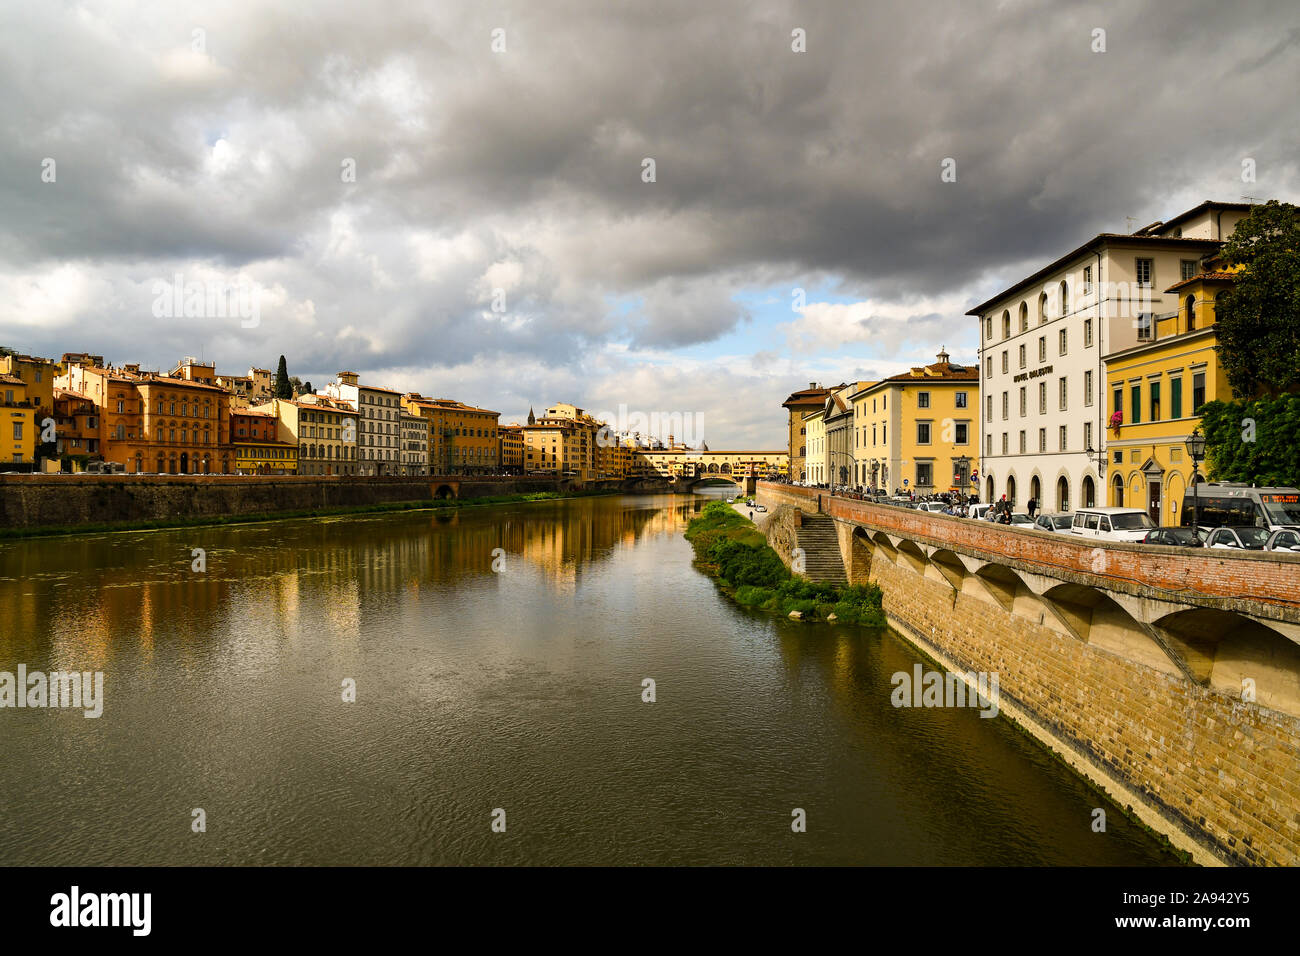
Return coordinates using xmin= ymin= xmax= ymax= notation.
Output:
xmin=1012 ymin=364 xmax=1053 ymax=383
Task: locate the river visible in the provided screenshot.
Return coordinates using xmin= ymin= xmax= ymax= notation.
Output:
xmin=0 ymin=491 xmax=1179 ymax=865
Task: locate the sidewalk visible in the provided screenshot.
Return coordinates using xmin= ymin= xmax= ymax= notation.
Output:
xmin=732 ymin=499 xmax=771 ymax=530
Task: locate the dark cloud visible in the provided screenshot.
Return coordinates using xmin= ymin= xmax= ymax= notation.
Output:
xmin=0 ymin=0 xmax=1296 ymax=446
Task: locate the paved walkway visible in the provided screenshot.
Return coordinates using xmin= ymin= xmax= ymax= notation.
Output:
xmin=731 ymin=499 xmax=771 ymax=530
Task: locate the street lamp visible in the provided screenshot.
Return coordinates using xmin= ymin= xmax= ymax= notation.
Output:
xmin=1185 ymin=428 xmax=1207 ymax=540
xmin=954 ymin=454 xmax=970 ymax=495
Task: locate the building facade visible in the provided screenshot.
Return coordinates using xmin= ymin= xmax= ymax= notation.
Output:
xmin=851 ymin=351 xmax=978 ymax=495
xmin=968 ymin=201 xmax=1249 ymax=511
xmin=1102 ymin=264 xmax=1236 ymax=523
xmin=781 ymin=383 xmax=836 ymax=482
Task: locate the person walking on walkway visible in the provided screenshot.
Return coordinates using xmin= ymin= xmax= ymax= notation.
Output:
xmin=1027 ymin=496 xmax=1038 ymax=519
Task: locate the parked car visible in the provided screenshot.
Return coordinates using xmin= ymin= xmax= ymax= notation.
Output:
xmin=1070 ymin=507 xmax=1156 ymax=542
xmin=918 ymin=502 xmax=947 ymax=513
xmin=1265 ymin=529 xmax=1300 ymax=552
xmin=1204 ymin=526 xmax=1271 ymax=550
xmin=968 ymin=503 xmax=992 ymax=521
xmin=1032 ymin=513 xmax=1074 ymax=534
xmin=752 ymin=504 xmax=767 ymax=513
xmin=1142 ymin=527 xmax=1203 ymax=548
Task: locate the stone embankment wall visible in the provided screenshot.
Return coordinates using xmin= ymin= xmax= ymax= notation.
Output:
xmin=0 ymin=475 xmax=572 ymax=529
xmin=757 ymin=482 xmax=1300 ymax=867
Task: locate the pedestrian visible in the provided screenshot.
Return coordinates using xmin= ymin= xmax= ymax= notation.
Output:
xmin=1027 ymin=496 xmax=1038 ymax=519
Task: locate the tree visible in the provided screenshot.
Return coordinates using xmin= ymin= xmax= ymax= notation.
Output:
xmin=274 ymin=355 xmax=292 ymax=399
xmin=1199 ymin=396 xmax=1300 ymax=486
xmin=1213 ymin=200 xmax=1300 ymax=397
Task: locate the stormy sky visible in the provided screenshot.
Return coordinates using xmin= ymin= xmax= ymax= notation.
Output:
xmin=2 ymin=0 xmax=1297 ymax=448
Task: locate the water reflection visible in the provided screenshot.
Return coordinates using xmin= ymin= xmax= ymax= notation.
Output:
xmin=0 ymin=493 xmax=1179 ymax=866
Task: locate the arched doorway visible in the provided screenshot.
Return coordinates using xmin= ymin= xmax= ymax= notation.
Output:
xmin=1056 ymin=476 xmax=1068 ymax=512
xmin=1082 ymin=475 xmax=1096 ymax=508
xmin=985 ymin=475 xmax=994 ymax=502
xmin=1030 ymin=475 xmax=1041 ymax=507
xmin=1005 ymin=475 xmax=1016 ymax=506
xmin=1111 ymin=473 xmax=1124 ymax=507
xmin=180 ymin=452 xmax=189 ymax=474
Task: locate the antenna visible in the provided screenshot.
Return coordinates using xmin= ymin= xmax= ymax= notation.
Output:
xmin=1241 ymin=195 xmax=1264 ymax=205
xmin=1125 ymin=215 xmax=1137 ymax=233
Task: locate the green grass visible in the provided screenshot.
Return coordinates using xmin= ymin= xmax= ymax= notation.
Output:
xmin=685 ymin=501 xmax=885 ymax=627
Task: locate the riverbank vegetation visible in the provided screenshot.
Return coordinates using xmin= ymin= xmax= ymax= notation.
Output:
xmin=685 ymin=501 xmax=885 ymax=627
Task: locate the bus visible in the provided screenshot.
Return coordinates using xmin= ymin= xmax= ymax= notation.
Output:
xmin=1179 ymin=483 xmax=1300 ymax=532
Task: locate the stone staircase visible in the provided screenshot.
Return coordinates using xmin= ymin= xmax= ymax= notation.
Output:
xmin=794 ymin=514 xmax=847 ymax=583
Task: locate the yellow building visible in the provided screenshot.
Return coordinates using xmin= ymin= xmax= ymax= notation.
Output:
xmin=499 ymin=423 xmax=525 ymax=473
xmin=231 ymin=409 xmax=297 ymax=474
xmin=403 ymin=394 xmax=500 ymax=475
xmin=0 ymin=374 xmax=37 ymax=466
xmin=850 ymin=350 xmax=979 ymax=494
xmin=1102 ymin=266 xmax=1237 ymax=523
xmin=0 ymin=353 xmax=57 ymax=419
xmin=802 ymin=408 xmax=827 ymax=484
xmin=781 ymin=383 xmax=837 ymax=481
xmin=254 ymin=395 xmax=357 ymax=476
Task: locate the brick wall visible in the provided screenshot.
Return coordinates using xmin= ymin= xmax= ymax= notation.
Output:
xmin=0 ymin=475 xmax=570 ymax=529
xmin=758 ymin=482 xmax=1300 ymax=866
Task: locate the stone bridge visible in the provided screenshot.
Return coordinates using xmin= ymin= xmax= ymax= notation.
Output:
xmin=757 ymin=481 xmax=1300 ymax=867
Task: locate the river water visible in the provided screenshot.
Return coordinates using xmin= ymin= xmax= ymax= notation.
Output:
xmin=0 ymin=491 xmax=1178 ymax=865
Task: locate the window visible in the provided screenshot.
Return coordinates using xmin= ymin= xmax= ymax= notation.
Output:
xmin=1084 ymin=370 xmax=1093 ymax=406
xmin=1171 ymin=377 xmax=1183 ymax=418
xmin=1001 ymin=351 xmax=1008 ymax=374
xmin=1001 ymin=433 xmax=1008 ymax=455
xmin=1150 ymin=380 xmax=1161 ymax=421
xmin=1038 ymin=382 xmax=1046 ymax=415
xmin=1038 ymin=428 xmax=1046 ymax=452
xmin=954 ymin=422 xmax=968 ymax=444
xmin=917 ymin=392 xmax=930 ymax=409
xmin=986 ymin=395 xmax=993 ymax=421
xmin=1136 ymin=313 xmax=1153 ymax=340
xmin=1038 ymin=337 xmax=1046 ymax=363
xmin=1019 ymin=345 xmax=1026 ymax=368
xmin=985 ymin=357 xmax=992 ymax=378
xmin=1084 ymin=422 xmax=1093 ymax=451
xmin=1018 ymin=430 xmax=1026 ymax=453
xmin=1130 ymin=384 xmax=1142 ymax=424
xmin=955 ymin=391 xmax=968 ymax=409
xmin=1135 ymin=258 xmax=1153 ymax=288
xmin=1059 ymin=377 xmax=1068 ymax=411
xmin=985 ymin=316 xmax=992 ymax=339
xmin=1019 ymin=302 xmax=1028 ymax=332
xmin=1193 ymin=371 xmax=1206 ymax=412
xmin=1003 ymin=311 xmax=1011 ymax=338
xmin=1083 ymin=265 xmax=1092 ymax=294
xmin=1059 ymin=329 xmax=1067 ymax=354
xmin=1059 ymin=425 xmax=1067 ymax=451
xmin=1019 ymin=387 xmax=1027 ymax=416
xmin=1185 ymin=294 xmax=1196 ymax=331
xmin=1113 ymin=387 xmax=1123 ymax=417
xmin=1181 ymin=259 xmax=1198 ymax=281
xmin=12 ymin=421 xmax=21 ymax=440
xmin=1039 ymin=291 xmax=1049 ymax=325
xmin=1084 ymin=318 xmax=1093 ymax=347
xmin=986 ymin=434 xmax=993 ymax=455
xmin=1001 ymin=392 xmax=1008 ymax=420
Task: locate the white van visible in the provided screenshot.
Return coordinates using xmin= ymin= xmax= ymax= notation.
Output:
xmin=1070 ymin=507 xmax=1156 ymax=542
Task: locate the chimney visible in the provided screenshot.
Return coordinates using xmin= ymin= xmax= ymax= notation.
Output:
xmin=809 ymin=382 xmax=817 ymax=390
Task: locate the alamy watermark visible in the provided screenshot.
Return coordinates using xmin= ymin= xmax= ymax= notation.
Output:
xmin=0 ymin=665 xmax=104 ymax=718
xmin=891 ymin=664 xmax=999 ymax=718
xmin=151 ymin=273 xmax=261 ymax=328
xmin=592 ymin=403 xmax=705 ymax=448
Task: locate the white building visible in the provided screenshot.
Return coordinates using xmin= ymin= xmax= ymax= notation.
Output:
xmin=326 ymin=371 xmax=403 ymax=476
xmin=968 ymin=201 xmax=1249 ymax=513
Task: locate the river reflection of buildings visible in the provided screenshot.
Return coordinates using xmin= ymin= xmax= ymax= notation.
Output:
xmin=0 ymin=498 xmax=696 ymax=665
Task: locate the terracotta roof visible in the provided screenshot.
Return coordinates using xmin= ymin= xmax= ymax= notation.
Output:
xmin=1164 ymin=271 xmax=1239 ymax=293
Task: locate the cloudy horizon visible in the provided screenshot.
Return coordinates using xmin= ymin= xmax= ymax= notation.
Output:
xmin=2 ymin=0 xmax=1297 ymax=447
